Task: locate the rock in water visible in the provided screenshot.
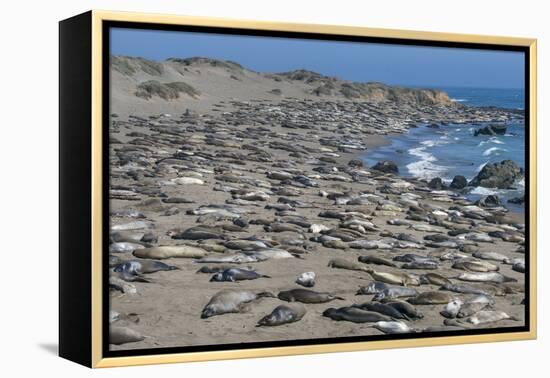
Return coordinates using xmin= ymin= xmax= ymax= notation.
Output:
xmin=428 ymin=177 xmax=444 ymax=189
xmin=476 ymin=195 xmax=502 ymax=208
xmin=469 ymin=160 xmax=523 ymax=189
xmin=371 ymin=160 xmax=398 ymax=174
xmin=474 ymin=124 xmax=507 ymax=136
xmin=450 ymin=175 xmax=467 ymax=189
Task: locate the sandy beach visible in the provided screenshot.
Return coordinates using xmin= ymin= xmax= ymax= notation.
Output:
xmin=107 ymin=56 xmax=526 ymax=351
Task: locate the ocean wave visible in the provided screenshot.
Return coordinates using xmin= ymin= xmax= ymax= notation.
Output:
xmin=482 ymin=147 xmax=507 ymax=157
xmin=451 ymin=98 xmax=467 ymax=102
xmin=477 ymin=161 xmax=489 ymax=172
xmin=470 ymin=186 xmax=501 ymax=196
xmin=406 ymin=146 xmax=447 ymax=179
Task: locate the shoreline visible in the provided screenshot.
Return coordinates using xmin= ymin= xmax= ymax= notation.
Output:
xmin=359 ymin=123 xmax=525 ymax=220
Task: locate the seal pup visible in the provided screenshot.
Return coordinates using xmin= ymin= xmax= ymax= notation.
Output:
xmin=109 ymin=326 xmax=145 ymax=345
xmin=257 ymin=304 xmax=306 ymax=326
xmin=440 ymin=299 xmax=464 ymax=318
xmin=371 ymin=321 xmax=416 ymax=334
xmin=356 ymin=281 xmax=390 ymax=295
xmin=408 ymin=291 xmax=455 ymax=305
xmin=323 ymin=307 xmax=391 ymax=323
xmin=210 ymin=268 xmax=270 ymax=282
xmin=134 ymin=245 xmax=207 ymax=260
xmin=278 ymin=288 xmax=344 ymax=304
xmin=296 ymin=272 xmax=316 ymax=287
xmin=201 ymin=290 xmax=275 ymax=318
xmin=372 ymin=287 xmax=418 ymax=301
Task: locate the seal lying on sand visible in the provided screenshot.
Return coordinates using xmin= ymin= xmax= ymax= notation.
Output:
xmin=323 ymin=307 xmax=391 ymax=323
xmin=210 ymin=268 xmax=270 ymax=282
xmin=278 ymin=288 xmax=344 ymax=303
xmin=328 ymin=257 xmax=370 ymax=272
xmin=353 ymin=302 xmax=410 ymax=320
xmin=408 ymin=291 xmax=455 ymax=305
xmin=257 ymin=304 xmax=306 ymax=326
xmin=201 ymin=290 xmax=275 ymax=318
xmin=133 ymin=245 xmax=207 ymax=259
xmin=366 ymin=269 xmax=420 ymax=286
xmin=114 ymin=260 xmax=179 ymax=275
xmin=371 ymin=321 xmax=416 ymax=334
xmin=109 ymin=326 xmax=145 ymax=345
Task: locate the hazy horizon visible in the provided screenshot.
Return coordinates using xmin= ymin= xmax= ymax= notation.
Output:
xmin=111 ymin=27 xmax=525 ymax=90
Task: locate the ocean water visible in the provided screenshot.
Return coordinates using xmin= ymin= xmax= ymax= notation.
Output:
xmin=364 ymin=87 xmax=526 ymax=213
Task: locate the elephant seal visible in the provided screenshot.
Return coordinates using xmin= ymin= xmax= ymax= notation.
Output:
xmin=372 ymin=286 xmax=418 ymax=301
xmin=257 ymin=304 xmax=306 ymax=326
xmin=353 ymin=302 xmax=409 ymax=320
xmin=109 ymin=326 xmax=145 ymax=345
xmin=458 ymin=310 xmax=517 ymax=325
xmin=196 ymin=265 xmax=237 ymax=274
xmin=419 ymin=273 xmax=451 ymax=286
xmin=201 ymin=290 xmax=275 ymax=318
xmin=452 ymin=260 xmax=499 ymax=272
xmin=114 ymin=260 xmax=178 ymax=275
xmin=278 ymin=288 xmax=344 ymax=304
xmin=170 ymin=225 xmax=225 ymax=240
xmin=457 ymin=295 xmax=495 ymax=318
xmin=371 ymin=321 xmax=416 ymax=334
xmin=440 ymin=283 xmax=491 ymax=296
xmin=356 ymin=281 xmax=389 ymax=295
xmin=133 ymin=245 xmax=207 ymax=259
xmin=382 ymin=300 xmax=424 ymax=319
xmin=457 ymin=272 xmax=517 ymax=283
xmin=408 ymin=291 xmax=455 ymax=305
xmin=210 ymin=268 xmax=270 ymax=282
xmin=328 ymin=258 xmax=369 ymax=272
xmin=358 ymin=255 xmax=396 ymax=267
xmin=296 ymin=272 xmax=316 ymax=287
xmin=367 ymin=269 xmax=420 ymax=286
xmin=440 ymin=299 xmax=464 ymax=318
xmin=323 ymin=307 xmax=391 ymax=323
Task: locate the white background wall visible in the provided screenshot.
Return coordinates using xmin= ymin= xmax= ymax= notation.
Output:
xmin=1 ymin=0 xmax=547 ymax=376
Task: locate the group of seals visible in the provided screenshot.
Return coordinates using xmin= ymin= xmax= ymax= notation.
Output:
xmin=107 ymin=83 xmax=525 ymax=347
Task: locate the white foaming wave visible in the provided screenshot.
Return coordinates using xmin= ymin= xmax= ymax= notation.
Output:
xmin=470 ymin=186 xmax=501 ymax=196
xmin=516 ymin=178 xmax=525 ymax=187
xmin=406 ymin=146 xmax=446 ymax=179
xmin=421 ymin=139 xmax=449 ymax=148
xmin=482 ymin=147 xmax=507 ymax=156
xmin=477 ymin=161 xmax=489 ymax=172
xmin=489 ymin=137 xmax=505 ymax=144
xmin=451 ymin=98 xmax=467 ymax=102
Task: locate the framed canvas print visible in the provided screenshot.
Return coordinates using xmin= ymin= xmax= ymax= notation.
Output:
xmin=59 ymin=10 xmax=537 ymax=368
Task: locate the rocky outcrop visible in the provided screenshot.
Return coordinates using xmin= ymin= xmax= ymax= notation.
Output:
xmin=474 ymin=124 xmax=507 ymax=136
xmin=371 ymin=160 xmax=398 ymax=174
xmin=469 ymin=160 xmax=523 ymax=189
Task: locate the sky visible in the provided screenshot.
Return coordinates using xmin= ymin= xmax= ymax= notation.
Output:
xmin=111 ymin=27 xmax=525 ymax=89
